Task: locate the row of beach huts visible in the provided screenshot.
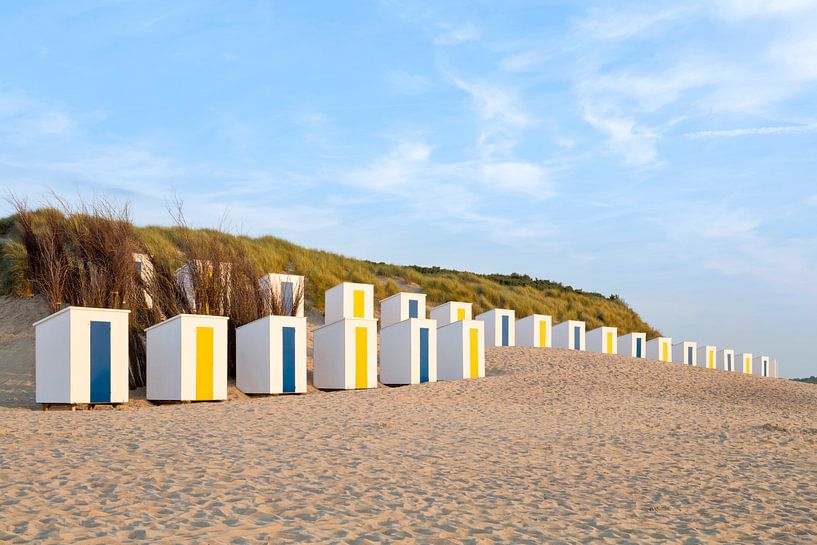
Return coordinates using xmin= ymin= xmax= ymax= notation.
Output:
xmin=34 ymin=273 xmax=779 ymax=408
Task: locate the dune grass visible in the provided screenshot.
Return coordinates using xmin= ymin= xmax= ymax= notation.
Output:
xmin=134 ymin=225 xmax=660 ymax=337
xmin=0 ymin=210 xmax=661 ymax=342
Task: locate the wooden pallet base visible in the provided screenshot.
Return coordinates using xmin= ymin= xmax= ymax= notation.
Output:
xmin=42 ymin=403 xmax=122 ymax=412
xmin=148 ymin=399 xmax=225 ymax=405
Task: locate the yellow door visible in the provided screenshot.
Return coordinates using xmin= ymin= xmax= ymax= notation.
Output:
xmin=469 ymin=327 xmax=480 ymax=378
xmin=353 ymin=290 xmax=365 ymax=318
xmin=745 ymin=356 xmax=751 ymax=374
xmin=606 ymin=332 xmax=614 ymax=354
xmin=457 ymin=308 xmax=465 ymax=321
xmin=708 ymin=350 xmax=714 ymax=369
xmin=355 ymin=327 xmax=368 ymax=388
xmin=662 ymin=341 xmax=668 ymax=362
xmin=539 ymin=320 xmax=548 ymax=347
xmin=195 ymin=327 xmax=214 ymax=400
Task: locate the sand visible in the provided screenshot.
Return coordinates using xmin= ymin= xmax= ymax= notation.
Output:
xmin=1 ymin=297 xmax=816 ymax=544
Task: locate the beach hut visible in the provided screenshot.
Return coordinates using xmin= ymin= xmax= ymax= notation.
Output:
xmin=697 ymin=345 xmax=717 ymax=369
xmin=236 ymin=272 xmax=307 ymax=394
xmin=324 ymin=282 xmax=374 ymax=323
xmin=617 ymin=332 xmax=646 ymax=358
xmin=430 ymin=301 xmax=472 ymax=326
xmin=259 ymin=273 xmax=305 ymax=317
xmin=586 ymin=326 xmax=617 ymax=355
xmin=736 ymin=352 xmax=753 ymax=374
xmin=146 ymin=314 xmax=228 ymax=401
xmin=176 ymin=260 xmax=232 ymax=314
xmin=717 ymin=349 xmax=735 ymax=372
xmin=133 ymin=253 xmax=154 ymax=309
xmin=380 ymin=293 xmax=437 ymax=385
xmin=646 ymin=337 xmax=672 ymax=362
xmin=381 ymin=292 xmax=426 ymax=329
xmin=516 ymin=314 xmax=552 ymax=348
xmin=236 ymin=315 xmax=307 ymax=394
xmin=772 ymin=359 xmax=780 ymax=378
xmin=34 ymin=306 xmax=130 ymax=407
xmin=752 ymin=355 xmax=771 ymax=377
xmin=437 ymin=318 xmax=484 ymax=380
xmin=672 ymin=341 xmax=697 ymax=366
xmin=313 ymin=282 xmax=378 ymax=390
xmin=552 ymin=320 xmax=585 ymax=351
xmin=475 ymin=309 xmax=516 ymax=348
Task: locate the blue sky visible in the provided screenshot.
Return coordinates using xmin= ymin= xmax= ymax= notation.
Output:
xmin=2 ymin=1 xmax=816 ymax=376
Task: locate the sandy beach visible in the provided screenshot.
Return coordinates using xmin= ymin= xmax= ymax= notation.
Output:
xmin=1 ymin=298 xmax=816 ymax=544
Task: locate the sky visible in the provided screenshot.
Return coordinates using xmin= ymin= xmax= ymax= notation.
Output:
xmin=1 ymin=1 xmax=816 ymax=377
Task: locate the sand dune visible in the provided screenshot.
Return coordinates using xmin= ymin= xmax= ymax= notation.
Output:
xmin=1 ymin=298 xmax=816 ymax=543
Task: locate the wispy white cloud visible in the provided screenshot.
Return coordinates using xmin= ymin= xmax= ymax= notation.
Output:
xmin=580 ymin=102 xmax=661 ymax=167
xmin=480 ymin=162 xmax=555 ymax=197
xmin=448 ymin=75 xmax=529 ymax=127
xmin=499 ymin=49 xmax=545 ymax=73
xmin=341 ymin=137 xmax=556 ymax=243
xmin=576 ymin=5 xmax=688 ymax=41
xmin=446 ymin=73 xmax=531 ymax=158
xmin=345 ymin=138 xmax=553 ymax=199
xmin=766 ymin=32 xmax=817 ymax=81
xmin=685 ymin=124 xmax=817 ymax=138
xmin=653 ymin=202 xmax=817 ymax=296
xmin=384 ymin=69 xmax=432 ymax=95
xmin=434 ymin=22 xmax=480 ymax=45
xmin=711 ymin=0 xmax=817 ymax=20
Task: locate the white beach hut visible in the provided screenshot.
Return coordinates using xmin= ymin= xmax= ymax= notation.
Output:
xmin=752 ymin=355 xmax=771 ymax=377
xmin=552 ymin=320 xmax=585 ymax=351
xmin=475 ymin=308 xmax=516 ymax=348
xmin=237 ymin=273 xmax=307 ymax=395
xmin=646 ymin=337 xmax=672 ymax=362
xmin=313 ymin=282 xmax=378 ymax=390
xmin=673 ymin=341 xmax=697 ymax=366
xmin=717 ymin=349 xmax=735 ymax=372
xmin=146 ymin=314 xmax=228 ymax=401
xmin=259 ymin=273 xmax=305 ymax=317
xmin=176 ymin=260 xmax=232 ymax=314
xmin=437 ymin=318 xmax=484 ymax=380
xmin=430 ymin=301 xmax=472 ymax=326
xmin=324 ymin=282 xmax=374 ymax=323
xmin=236 ymin=315 xmax=307 ymax=394
xmin=586 ymin=326 xmax=618 ymax=355
xmin=34 ymin=306 xmax=130 ymax=407
xmin=380 ymin=293 xmax=437 ymax=385
xmin=313 ymin=319 xmax=377 ymax=389
xmin=381 ymin=292 xmax=426 ymax=328
xmin=617 ymin=332 xmax=646 ymax=358
xmin=736 ymin=352 xmax=753 ymax=374
xmin=697 ymin=345 xmax=717 ymax=370
xmin=133 ymin=253 xmax=154 ymax=309
xmin=516 ymin=314 xmax=552 ymax=348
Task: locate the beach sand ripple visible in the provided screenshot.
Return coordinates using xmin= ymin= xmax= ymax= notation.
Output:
xmin=1 ymin=301 xmax=816 ymax=543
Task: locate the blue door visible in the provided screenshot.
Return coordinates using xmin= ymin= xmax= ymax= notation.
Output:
xmin=635 ymin=337 xmax=642 ymax=358
xmin=282 ymin=326 xmax=296 ymax=392
xmin=90 ymin=321 xmax=111 ymax=403
xmin=687 ymin=346 xmax=693 ymax=365
xmin=419 ymin=327 xmax=429 ymax=383
xmin=573 ymin=326 xmax=581 ymax=350
xmin=408 ymin=299 xmax=419 ymax=319
xmin=727 ymin=353 xmax=732 ymax=371
xmin=501 ymin=315 xmax=509 ymax=346
xmin=763 ymin=360 xmax=768 ymax=377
